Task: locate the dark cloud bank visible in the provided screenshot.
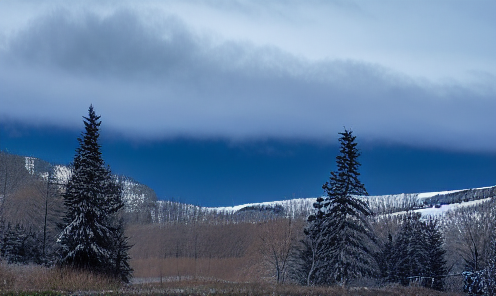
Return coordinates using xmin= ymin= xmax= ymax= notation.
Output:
xmin=0 ymin=8 xmax=495 ymax=152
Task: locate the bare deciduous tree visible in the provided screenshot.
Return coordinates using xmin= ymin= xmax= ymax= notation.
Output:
xmin=259 ymin=217 xmax=302 ymax=284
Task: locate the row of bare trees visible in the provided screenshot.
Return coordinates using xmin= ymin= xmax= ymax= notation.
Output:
xmin=0 ymin=152 xmax=65 ymax=264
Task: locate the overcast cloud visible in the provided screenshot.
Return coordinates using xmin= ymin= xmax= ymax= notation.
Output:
xmin=0 ymin=0 xmax=495 ymax=152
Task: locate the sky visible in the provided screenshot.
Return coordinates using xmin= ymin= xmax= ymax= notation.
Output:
xmin=0 ymin=0 xmax=495 ymax=206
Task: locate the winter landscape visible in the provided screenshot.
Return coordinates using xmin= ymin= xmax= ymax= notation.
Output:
xmin=1 ymin=0 xmax=496 ymax=295
xmin=1 ymin=127 xmax=496 ymax=295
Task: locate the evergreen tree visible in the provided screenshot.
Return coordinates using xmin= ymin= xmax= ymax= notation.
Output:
xmin=58 ymin=105 xmax=132 ymax=282
xmin=424 ymin=217 xmax=447 ymax=291
xmin=0 ymin=222 xmax=43 ymax=264
xmin=378 ymin=233 xmax=396 ymax=284
xmin=111 ymin=218 xmax=133 ymax=282
xmin=322 ymin=129 xmax=376 ymax=286
xmin=387 ymin=214 xmax=447 ymax=291
xmin=306 ymin=129 xmax=376 ymax=286
xmin=392 ymin=214 xmax=428 ymax=286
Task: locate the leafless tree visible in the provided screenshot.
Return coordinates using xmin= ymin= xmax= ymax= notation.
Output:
xmin=259 ymin=217 xmax=302 ymax=283
xmin=443 ymin=199 xmax=496 ymax=273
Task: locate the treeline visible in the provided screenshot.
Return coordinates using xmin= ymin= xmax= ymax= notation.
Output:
xmin=423 ymin=187 xmax=496 ymax=206
xmin=149 ymin=200 xmax=310 ymax=225
xmin=145 ymin=188 xmax=496 ymax=226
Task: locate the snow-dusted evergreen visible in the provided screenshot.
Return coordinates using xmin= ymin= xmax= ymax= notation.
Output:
xmin=379 ymin=213 xmax=447 ymax=290
xmin=0 ymin=221 xmax=43 ymax=264
xmin=424 ymin=217 xmax=447 ymax=291
xmin=301 ymin=129 xmax=377 ymax=286
xmin=393 ymin=213 xmax=428 ymax=286
xmin=58 ymin=105 xmax=131 ymax=282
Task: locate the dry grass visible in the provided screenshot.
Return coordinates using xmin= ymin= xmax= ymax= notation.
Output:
xmin=130 ymin=279 xmax=465 ymax=296
xmin=131 ymin=257 xmax=262 ymax=283
xmin=0 ymin=262 xmax=121 ymax=294
xmin=0 ymin=263 xmax=464 ymax=296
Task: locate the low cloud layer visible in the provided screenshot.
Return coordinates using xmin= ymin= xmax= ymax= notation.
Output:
xmin=0 ymin=2 xmax=495 ymax=152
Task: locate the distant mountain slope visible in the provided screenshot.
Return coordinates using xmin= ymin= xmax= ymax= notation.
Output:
xmin=208 ymin=186 xmax=496 ymax=218
xmin=19 ymin=155 xmax=158 ymax=213
xmin=7 ymin=153 xmax=496 ymax=223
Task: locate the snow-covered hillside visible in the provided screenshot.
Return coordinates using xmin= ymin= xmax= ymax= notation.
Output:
xmin=208 ymin=186 xmax=496 ymax=218
xmin=22 ymin=156 xmax=157 ymax=211
xmin=18 ymin=155 xmax=496 ymax=222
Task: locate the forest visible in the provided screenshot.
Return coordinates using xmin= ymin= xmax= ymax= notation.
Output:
xmin=0 ymin=110 xmax=495 ymax=295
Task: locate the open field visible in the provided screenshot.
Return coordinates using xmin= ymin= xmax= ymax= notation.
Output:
xmin=0 ymin=264 xmax=464 ymax=296
xmin=129 ymin=280 xmax=465 ymax=296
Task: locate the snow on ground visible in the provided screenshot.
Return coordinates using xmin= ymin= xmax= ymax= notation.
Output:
xmin=416 ymin=186 xmax=495 ymax=200
xmin=391 ymin=197 xmax=492 ymax=217
xmin=417 ymin=190 xmax=463 ymax=200
xmin=54 ymin=165 xmax=72 ymax=183
xmin=24 ymin=157 xmax=35 ymax=175
xmin=209 ymin=198 xmax=316 ymax=214
xmin=208 ymin=186 xmax=494 ymax=217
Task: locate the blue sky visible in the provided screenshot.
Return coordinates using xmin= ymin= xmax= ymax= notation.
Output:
xmin=1 ymin=1 xmax=495 ymax=206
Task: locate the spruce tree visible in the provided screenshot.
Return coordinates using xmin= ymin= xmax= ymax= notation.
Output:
xmin=319 ymin=129 xmax=376 ymax=286
xmin=393 ymin=213 xmax=428 ymax=286
xmin=388 ymin=214 xmax=447 ymax=290
xmin=378 ymin=233 xmax=396 ymax=284
xmin=58 ymin=105 xmax=132 ymax=282
xmin=424 ymin=217 xmax=447 ymax=291
xmin=0 ymin=222 xmax=43 ymax=264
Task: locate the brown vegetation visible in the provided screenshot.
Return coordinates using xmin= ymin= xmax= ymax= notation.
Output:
xmin=0 ymin=262 xmax=121 ymax=293
xmin=132 ymin=280 xmax=464 ymax=296
xmin=127 ymin=213 xmax=472 ymax=292
xmin=127 ymin=221 xmax=269 ymax=282
xmin=0 ymin=263 xmax=464 ymax=296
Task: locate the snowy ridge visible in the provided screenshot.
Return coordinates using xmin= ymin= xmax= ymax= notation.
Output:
xmin=139 ymin=186 xmax=496 ymax=224
xmin=395 ymin=197 xmax=492 ymax=217
xmin=18 ymin=156 xmax=496 ymax=221
xmin=22 ymin=156 xmax=157 ymax=211
xmin=211 ymin=198 xmax=316 ymax=216
xmin=417 ymin=189 xmax=466 ymax=199
xmin=208 ymin=186 xmax=496 ymax=218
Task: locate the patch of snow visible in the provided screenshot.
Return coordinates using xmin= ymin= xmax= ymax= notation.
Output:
xmin=40 ymin=171 xmax=49 ymax=181
xmin=25 ymin=156 xmax=35 ymax=175
xmin=416 ymin=186 xmax=495 ymax=200
xmin=392 ymin=198 xmax=492 ymax=217
xmin=417 ymin=190 xmax=464 ymax=200
xmin=210 ymin=198 xmax=316 ymax=215
xmin=54 ymin=165 xmax=72 ymax=184
xmin=206 ymin=186 xmax=495 ymax=217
